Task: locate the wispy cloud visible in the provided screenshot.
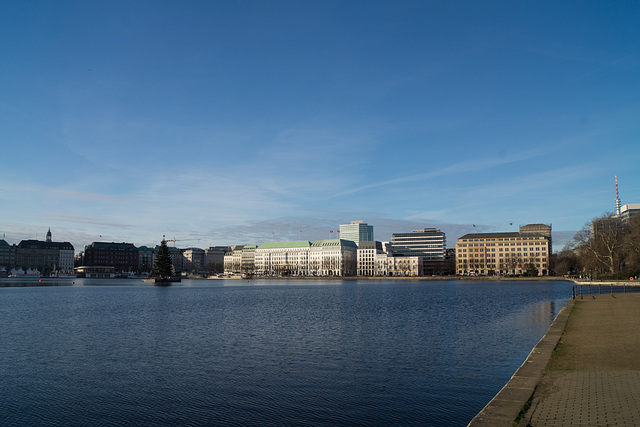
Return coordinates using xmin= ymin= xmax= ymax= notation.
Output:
xmin=12 ymin=185 xmax=127 ymax=203
xmin=334 ymin=146 xmax=550 ymax=197
xmin=400 ymin=162 xmax=601 ymax=230
xmin=29 ymin=212 xmax=136 ymax=228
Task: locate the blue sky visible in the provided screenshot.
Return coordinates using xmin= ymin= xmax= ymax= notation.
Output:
xmin=1 ymin=1 xmax=639 ymax=252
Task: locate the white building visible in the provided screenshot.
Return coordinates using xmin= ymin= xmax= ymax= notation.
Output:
xmin=375 ymin=252 xmax=391 ymax=276
xmin=224 ymin=245 xmax=245 ymax=274
xmin=254 ymin=241 xmax=312 ymax=276
xmin=387 ymin=256 xmax=423 ymax=276
xmin=309 ymin=239 xmax=357 ymax=277
xmin=241 ymin=245 xmax=257 ymax=274
xmin=619 ymin=203 xmax=640 ymax=223
xmin=59 ymin=246 xmax=75 ymax=273
xmin=357 ymin=241 xmax=385 ymax=276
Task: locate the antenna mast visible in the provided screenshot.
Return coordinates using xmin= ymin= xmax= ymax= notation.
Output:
xmin=615 ymin=174 xmax=621 ymax=215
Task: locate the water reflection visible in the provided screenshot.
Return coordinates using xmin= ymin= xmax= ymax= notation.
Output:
xmin=0 ymin=279 xmax=571 ymax=426
xmin=0 ymin=277 xmax=74 ymax=287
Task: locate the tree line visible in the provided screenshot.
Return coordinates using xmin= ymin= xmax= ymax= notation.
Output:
xmin=553 ymin=213 xmax=640 ymax=279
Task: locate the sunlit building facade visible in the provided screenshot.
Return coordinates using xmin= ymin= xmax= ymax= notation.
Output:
xmin=309 ymin=239 xmax=358 ymax=276
xmin=254 ymin=241 xmax=312 ymax=276
xmin=357 ymin=241 xmax=384 ymax=276
xmin=455 ymin=224 xmax=551 ymax=276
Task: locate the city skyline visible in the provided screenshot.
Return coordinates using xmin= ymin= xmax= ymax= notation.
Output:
xmin=0 ymin=219 xmax=565 ymax=256
xmin=1 ymin=1 xmax=639 ymax=253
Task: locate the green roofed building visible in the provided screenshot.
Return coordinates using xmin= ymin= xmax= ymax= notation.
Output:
xmin=253 ymin=239 xmax=358 ymax=277
xmin=255 ymin=241 xmax=312 ymax=276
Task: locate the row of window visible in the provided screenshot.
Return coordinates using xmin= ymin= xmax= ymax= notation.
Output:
xmin=458 ymin=241 xmax=545 ymax=248
xmin=459 ymin=247 xmax=547 ymax=253
xmin=459 ymin=236 xmax=544 ymax=242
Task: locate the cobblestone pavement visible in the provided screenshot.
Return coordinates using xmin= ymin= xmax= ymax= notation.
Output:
xmin=529 ymin=371 xmax=640 ymax=426
xmin=524 ymin=292 xmax=640 ymax=426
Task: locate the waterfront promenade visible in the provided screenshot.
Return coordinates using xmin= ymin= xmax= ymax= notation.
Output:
xmin=470 ymin=288 xmax=640 ymax=426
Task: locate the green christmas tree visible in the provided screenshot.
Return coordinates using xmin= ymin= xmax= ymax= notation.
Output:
xmin=151 ymin=238 xmax=174 ymax=279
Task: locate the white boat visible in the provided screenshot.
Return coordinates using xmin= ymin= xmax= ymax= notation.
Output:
xmin=50 ymin=272 xmax=77 ymax=278
xmin=9 ymin=268 xmax=41 ymax=278
xmin=208 ymin=274 xmax=243 ymax=279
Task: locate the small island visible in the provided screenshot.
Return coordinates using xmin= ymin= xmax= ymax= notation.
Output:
xmin=143 ymin=237 xmax=181 ymax=284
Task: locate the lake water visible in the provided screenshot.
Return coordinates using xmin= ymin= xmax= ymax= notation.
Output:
xmin=0 ymin=278 xmax=570 ymax=426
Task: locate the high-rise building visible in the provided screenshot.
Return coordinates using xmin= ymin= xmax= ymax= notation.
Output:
xmin=391 ymin=228 xmax=446 ymax=260
xmin=619 ymin=203 xmax=640 ymax=223
xmin=339 ymin=221 xmax=373 ymax=246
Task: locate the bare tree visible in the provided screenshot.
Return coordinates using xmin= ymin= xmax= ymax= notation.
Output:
xmin=623 ymin=214 xmax=640 ymax=270
xmin=571 ymin=214 xmax=626 ymax=275
xmin=551 ymin=248 xmax=580 ymax=276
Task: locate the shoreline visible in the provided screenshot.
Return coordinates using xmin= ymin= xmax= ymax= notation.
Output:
xmin=469 ymin=286 xmax=640 ymax=426
xmin=467 ymin=297 xmax=575 ymax=426
xmin=229 ymin=275 xmax=572 ymax=281
xmin=521 ymin=292 xmax=640 ymax=425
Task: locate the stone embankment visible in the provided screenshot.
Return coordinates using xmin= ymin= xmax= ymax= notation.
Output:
xmin=469 ymin=283 xmax=640 ymax=426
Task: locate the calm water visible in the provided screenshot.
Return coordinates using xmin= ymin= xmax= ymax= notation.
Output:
xmin=0 ymin=278 xmax=570 ymax=426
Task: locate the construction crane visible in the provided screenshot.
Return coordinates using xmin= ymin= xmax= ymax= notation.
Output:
xmin=165 ymin=237 xmax=201 ymax=247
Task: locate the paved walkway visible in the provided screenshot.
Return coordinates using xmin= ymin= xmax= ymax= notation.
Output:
xmin=469 ymin=291 xmax=640 ymax=426
xmin=522 ymin=292 xmax=640 ymax=426
xmin=468 ymin=298 xmax=573 ymax=426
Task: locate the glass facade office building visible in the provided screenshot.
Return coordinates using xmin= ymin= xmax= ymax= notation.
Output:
xmin=339 ymin=221 xmax=374 ymax=246
xmin=391 ymin=228 xmax=446 ymax=260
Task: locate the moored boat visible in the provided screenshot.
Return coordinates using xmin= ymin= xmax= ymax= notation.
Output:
xmin=142 ymin=277 xmax=182 ymax=284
